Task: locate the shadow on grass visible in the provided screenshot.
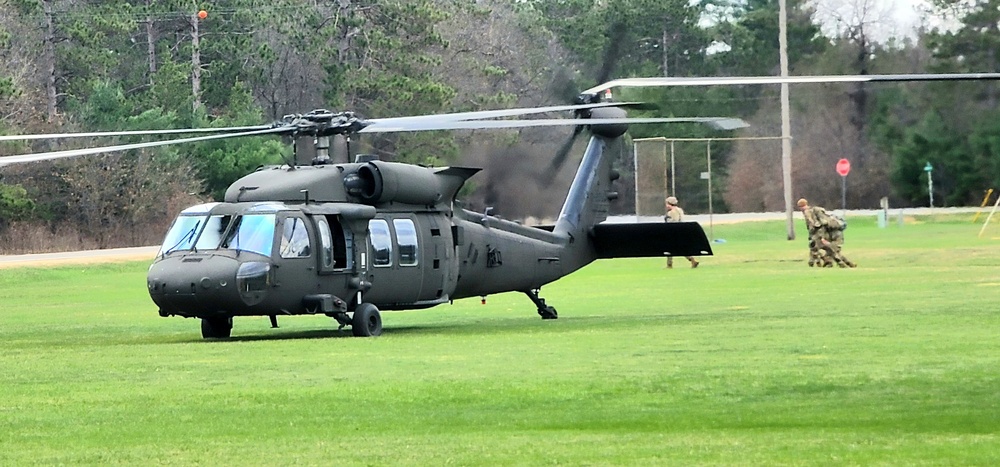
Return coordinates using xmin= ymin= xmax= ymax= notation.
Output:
xmin=154 ymin=311 xmax=700 ymax=344
xmin=184 ymin=322 xmax=472 ymax=343
xmin=91 ymin=311 xmax=724 ymax=347
xmin=738 ymin=258 xmax=807 ymax=263
xmin=222 ymin=328 xmax=353 ymax=342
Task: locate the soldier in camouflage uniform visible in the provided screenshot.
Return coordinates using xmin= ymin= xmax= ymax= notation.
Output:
xmin=797 ymin=198 xmax=856 ymax=268
xmin=806 ymin=237 xmax=825 ymax=267
xmin=800 ymin=199 xmax=833 ymax=267
xmin=664 ymin=196 xmax=699 ymax=268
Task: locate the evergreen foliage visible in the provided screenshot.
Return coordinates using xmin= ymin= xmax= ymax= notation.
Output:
xmin=0 ymin=0 xmax=999 ymax=250
xmin=0 ymin=182 xmax=33 ymax=226
xmin=869 ymin=0 xmax=1000 ymax=206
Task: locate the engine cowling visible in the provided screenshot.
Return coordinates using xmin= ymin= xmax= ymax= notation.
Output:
xmin=345 ymin=161 xmax=444 ymax=206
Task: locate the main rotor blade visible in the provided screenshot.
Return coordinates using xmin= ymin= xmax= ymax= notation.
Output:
xmin=0 ymin=126 xmax=293 ymax=167
xmin=583 ymin=73 xmax=1000 ymax=95
xmin=0 ymin=125 xmax=274 ymax=142
xmin=365 ymin=102 xmax=648 ymax=128
xmin=361 ymin=117 xmax=748 ymax=133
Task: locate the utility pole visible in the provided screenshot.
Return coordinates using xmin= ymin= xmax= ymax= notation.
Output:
xmin=779 ymin=0 xmax=795 ymax=240
xmin=924 ymin=162 xmax=934 ymax=208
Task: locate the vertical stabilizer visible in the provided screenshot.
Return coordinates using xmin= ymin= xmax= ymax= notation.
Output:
xmin=553 ymin=135 xmax=621 ymax=272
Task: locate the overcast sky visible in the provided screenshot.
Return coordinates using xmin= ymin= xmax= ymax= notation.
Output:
xmin=706 ymin=0 xmax=951 ymax=54
xmin=809 ymin=0 xmax=929 ymax=42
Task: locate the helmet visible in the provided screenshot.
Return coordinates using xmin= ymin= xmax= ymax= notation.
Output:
xmin=665 ymin=196 xmax=678 ymax=206
xmin=797 ymin=198 xmax=808 ymax=207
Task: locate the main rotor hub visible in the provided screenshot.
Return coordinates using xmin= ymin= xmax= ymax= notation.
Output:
xmin=277 ymin=109 xmax=370 ymax=137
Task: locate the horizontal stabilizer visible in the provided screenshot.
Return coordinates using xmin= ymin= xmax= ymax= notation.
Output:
xmin=591 ymin=222 xmax=713 ymax=258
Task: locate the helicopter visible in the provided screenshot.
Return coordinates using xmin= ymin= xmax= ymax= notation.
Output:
xmin=2 ymin=73 xmax=999 ymax=338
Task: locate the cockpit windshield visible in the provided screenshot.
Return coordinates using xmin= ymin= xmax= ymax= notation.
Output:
xmin=195 ymin=215 xmax=232 ymax=250
xmin=221 ymin=214 xmax=276 ymax=257
xmin=159 ymin=213 xmax=276 ymax=257
xmin=159 ymin=215 xmax=204 ymax=255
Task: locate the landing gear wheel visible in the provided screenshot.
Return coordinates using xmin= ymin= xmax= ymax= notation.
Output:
xmin=201 ymin=316 xmax=233 ymax=339
xmin=352 ymin=303 xmax=382 ymax=337
xmin=538 ymin=306 xmax=558 ymax=320
xmin=524 ymin=289 xmax=559 ymax=320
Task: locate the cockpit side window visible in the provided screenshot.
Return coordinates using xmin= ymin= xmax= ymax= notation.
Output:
xmin=279 ymin=217 xmax=312 ymax=258
xmin=393 ymin=218 xmax=419 ymax=266
xmin=369 ymin=219 xmax=393 ymax=267
xmin=316 ymin=217 xmax=334 ymax=268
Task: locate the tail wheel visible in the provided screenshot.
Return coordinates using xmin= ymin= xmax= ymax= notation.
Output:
xmin=352 ymin=303 xmax=383 ymax=337
xmin=201 ymin=316 xmax=233 ymax=339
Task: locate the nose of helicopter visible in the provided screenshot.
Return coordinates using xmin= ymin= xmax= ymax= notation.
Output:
xmin=147 ymin=254 xmax=257 ymax=316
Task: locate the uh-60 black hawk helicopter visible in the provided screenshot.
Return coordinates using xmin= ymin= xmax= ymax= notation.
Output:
xmin=2 ymin=73 xmax=998 ymax=338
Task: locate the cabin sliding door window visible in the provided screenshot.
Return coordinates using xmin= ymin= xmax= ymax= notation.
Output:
xmin=393 ymin=218 xmax=419 ymax=266
xmin=316 ymin=215 xmax=355 ymax=271
xmin=369 ymin=219 xmax=393 ymax=267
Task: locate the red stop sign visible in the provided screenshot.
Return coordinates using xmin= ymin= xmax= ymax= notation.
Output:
xmin=836 ymin=158 xmax=851 ymax=176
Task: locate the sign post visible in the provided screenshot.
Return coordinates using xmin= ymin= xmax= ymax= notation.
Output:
xmin=836 ymin=158 xmax=851 ymax=210
xmin=924 ymin=162 xmax=934 ymax=208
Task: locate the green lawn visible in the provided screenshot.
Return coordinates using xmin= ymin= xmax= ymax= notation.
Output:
xmin=2 ymin=215 xmax=999 ymax=465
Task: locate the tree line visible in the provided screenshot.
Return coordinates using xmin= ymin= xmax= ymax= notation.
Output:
xmin=0 ymin=0 xmax=997 ymax=252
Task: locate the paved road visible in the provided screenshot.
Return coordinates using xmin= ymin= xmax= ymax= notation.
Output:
xmin=0 ymin=246 xmax=160 ymax=269
xmin=610 ymin=206 xmax=983 ymax=224
xmin=0 ymin=207 xmax=988 ymax=268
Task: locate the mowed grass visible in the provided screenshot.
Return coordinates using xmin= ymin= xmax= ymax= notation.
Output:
xmin=2 ymin=215 xmax=1000 ymax=465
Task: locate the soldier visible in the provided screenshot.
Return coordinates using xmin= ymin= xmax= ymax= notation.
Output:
xmin=797 ymin=198 xmax=856 ymax=268
xmin=806 ymin=237 xmax=823 ymax=267
xmin=664 ymin=196 xmax=699 ymax=269
xmin=798 ymin=198 xmax=830 ymax=267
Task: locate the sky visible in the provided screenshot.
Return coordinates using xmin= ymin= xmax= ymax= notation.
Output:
xmin=810 ymin=0 xmax=957 ymax=43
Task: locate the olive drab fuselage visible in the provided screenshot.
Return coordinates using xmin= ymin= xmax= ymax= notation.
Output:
xmin=148 ymin=159 xmax=573 ymax=320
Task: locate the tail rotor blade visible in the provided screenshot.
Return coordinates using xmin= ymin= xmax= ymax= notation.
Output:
xmin=547 ymin=126 xmax=584 ymax=173
xmin=596 ymin=22 xmax=627 ymax=85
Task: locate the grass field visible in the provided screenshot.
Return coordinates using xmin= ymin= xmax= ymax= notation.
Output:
xmin=2 ymin=214 xmax=999 ymax=465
